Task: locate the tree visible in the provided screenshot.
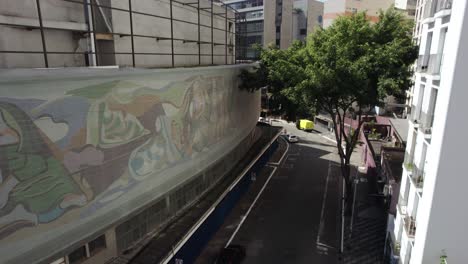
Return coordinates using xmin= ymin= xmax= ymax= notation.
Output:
xmin=240 ymin=42 xmax=315 ymax=120
xmin=240 ymin=8 xmax=418 ymax=201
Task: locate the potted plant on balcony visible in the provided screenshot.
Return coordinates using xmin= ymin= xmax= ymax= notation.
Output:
xmin=394 ymin=242 xmax=401 ymax=256
xmin=404 ymin=162 xmax=414 ymax=171
xmin=440 ymin=252 xmax=447 ymax=264
xmin=417 ymin=176 xmax=424 ymax=188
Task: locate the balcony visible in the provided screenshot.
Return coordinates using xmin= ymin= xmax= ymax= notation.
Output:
xmin=416 ymin=53 xmax=443 ymax=75
xmin=416 ymin=55 xmax=429 ymax=73
xmin=403 ymin=151 xmax=414 ymax=170
xmin=404 ymin=216 xmax=417 ymax=238
xmin=435 ymin=0 xmax=453 ymax=13
xmin=427 ymin=54 xmax=444 ymax=75
xmin=398 ymin=193 xmax=408 ymax=216
xmin=409 ymin=105 xmax=420 ymax=126
xmin=423 ymin=0 xmax=437 ymax=19
xmin=419 ymin=111 xmax=434 ymax=137
xmin=423 ymin=0 xmax=452 ymax=19
xmin=409 ymin=165 xmax=425 ymax=192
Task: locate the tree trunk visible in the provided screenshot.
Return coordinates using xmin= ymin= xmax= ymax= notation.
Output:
xmin=342 ymin=157 xmax=354 ymax=215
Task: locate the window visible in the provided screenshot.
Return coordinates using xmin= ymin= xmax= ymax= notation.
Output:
xmin=49 ymin=258 xmax=66 ymax=264
xmin=65 ymin=234 xmax=107 ymax=264
xmin=276 ymin=26 xmax=280 ymax=33
xmin=318 ymin=15 xmax=323 ymax=24
xmin=246 ymin=21 xmax=263 ymax=32
xmin=276 ymin=39 xmax=280 ymax=46
xmin=88 ymin=235 xmax=107 ymax=256
xmin=68 ymin=246 xmax=87 ymax=264
xmin=300 ymin=29 xmax=307 ymax=35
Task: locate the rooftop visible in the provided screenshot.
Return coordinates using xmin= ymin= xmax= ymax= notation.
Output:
xmin=389 ymin=118 xmax=409 ymax=144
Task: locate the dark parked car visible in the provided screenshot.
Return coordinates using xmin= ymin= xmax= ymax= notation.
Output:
xmin=213 ymin=245 xmax=246 ymax=264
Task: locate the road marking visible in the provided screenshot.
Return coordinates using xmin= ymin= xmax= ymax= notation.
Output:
xmin=160 ymin=130 xmax=282 ymax=264
xmin=319 ymin=134 xmax=348 ymax=156
xmin=225 ymin=165 xmax=278 ymax=247
xmin=317 ymin=245 xmax=329 ymax=255
xmin=317 ymin=242 xmax=336 ymax=250
xmin=316 ymin=160 xmax=331 ymax=246
xmin=319 ymin=134 xmax=337 ymax=144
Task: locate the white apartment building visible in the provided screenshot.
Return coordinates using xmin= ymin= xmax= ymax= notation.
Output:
xmin=389 ymin=0 xmax=468 ymax=263
xmin=395 ymin=0 xmax=417 ymax=19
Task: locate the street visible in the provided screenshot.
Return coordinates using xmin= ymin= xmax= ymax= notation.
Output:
xmin=227 ymin=121 xmax=345 ymax=264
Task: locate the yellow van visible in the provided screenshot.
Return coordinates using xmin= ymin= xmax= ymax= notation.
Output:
xmin=299 ymin=119 xmax=314 ymax=131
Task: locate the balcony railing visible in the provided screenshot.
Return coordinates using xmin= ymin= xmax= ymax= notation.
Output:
xmin=404 ymin=216 xmax=417 ymax=237
xmin=410 ymin=165 xmax=425 ymax=189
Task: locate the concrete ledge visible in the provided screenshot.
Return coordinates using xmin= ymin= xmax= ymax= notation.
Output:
xmin=0 ymin=14 xmax=87 ymax=31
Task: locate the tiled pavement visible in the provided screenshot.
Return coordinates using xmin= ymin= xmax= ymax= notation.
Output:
xmin=341 ymin=180 xmax=387 ymax=264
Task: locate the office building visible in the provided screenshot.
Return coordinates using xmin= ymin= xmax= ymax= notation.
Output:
xmin=224 ymin=0 xmax=323 ymax=59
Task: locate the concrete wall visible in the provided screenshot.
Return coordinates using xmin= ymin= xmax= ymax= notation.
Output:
xmin=307 ymin=0 xmax=324 ymax=34
xmin=346 ymin=0 xmax=394 ymax=21
xmin=292 ymin=9 xmax=307 ymax=42
xmin=263 ymin=0 xmax=277 ymax=47
xmin=111 ymin=0 xmax=235 ymax=67
xmin=0 ymin=64 xmax=260 ymax=263
xmin=324 ymin=0 xmax=394 ymax=28
xmin=323 ymin=0 xmax=346 ymax=28
xmin=0 ymin=0 xmax=88 ymax=68
xmin=0 ymin=0 xmax=234 ymax=68
xmin=280 ymin=0 xmax=294 ymax=49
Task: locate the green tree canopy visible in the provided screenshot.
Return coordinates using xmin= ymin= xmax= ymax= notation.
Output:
xmin=240 ymin=8 xmax=418 ymax=196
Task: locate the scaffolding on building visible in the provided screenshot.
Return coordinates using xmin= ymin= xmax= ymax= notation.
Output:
xmin=0 ymin=0 xmax=252 ymax=68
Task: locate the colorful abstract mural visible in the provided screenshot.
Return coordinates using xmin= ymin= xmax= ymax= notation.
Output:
xmin=0 ymin=65 xmax=260 ymax=263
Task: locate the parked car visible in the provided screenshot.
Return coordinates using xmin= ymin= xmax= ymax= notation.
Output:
xmin=213 ymin=245 xmax=246 ymax=264
xmin=287 ymin=135 xmax=299 ymax=143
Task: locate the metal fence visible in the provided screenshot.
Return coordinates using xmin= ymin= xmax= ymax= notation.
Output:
xmin=0 ymin=0 xmax=252 ymax=68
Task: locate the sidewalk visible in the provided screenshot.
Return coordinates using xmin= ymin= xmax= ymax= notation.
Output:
xmin=341 ymin=148 xmax=387 ymax=264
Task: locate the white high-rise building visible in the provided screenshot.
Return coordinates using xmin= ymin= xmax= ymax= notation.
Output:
xmin=389 ymin=0 xmax=468 ymax=263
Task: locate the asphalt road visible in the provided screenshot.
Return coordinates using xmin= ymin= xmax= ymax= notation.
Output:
xmin=230 ymin=121 xmax=343 ymax=264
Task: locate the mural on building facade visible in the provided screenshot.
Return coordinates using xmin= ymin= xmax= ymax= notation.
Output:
xmin=0 ymin=70 xmax=256 ymax=252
